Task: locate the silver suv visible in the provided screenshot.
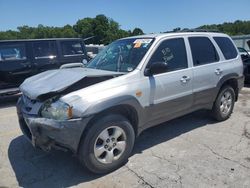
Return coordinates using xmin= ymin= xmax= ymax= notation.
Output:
xmin=17 ymin=32 xmax=244 ymax=174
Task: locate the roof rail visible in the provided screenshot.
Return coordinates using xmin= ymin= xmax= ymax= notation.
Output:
xmin=181 ymin=28 xmax=221 ymax=33
xmin=165 ymin=28 xmax=221 ymax=33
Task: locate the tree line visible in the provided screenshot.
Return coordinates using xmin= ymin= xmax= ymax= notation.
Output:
xmin=197 ymin=20 xmax=250 ymax=36
xmin=171 ymin=20 xmax=250 ymax=35
xmin=0 ymin=15 xmax=249 ymax=44
xmin=0 ymin=14 xmax=144 ymax=44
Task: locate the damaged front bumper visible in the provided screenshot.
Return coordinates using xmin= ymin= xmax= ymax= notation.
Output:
xmin=16 ymin=97 xmax=92 ymax=153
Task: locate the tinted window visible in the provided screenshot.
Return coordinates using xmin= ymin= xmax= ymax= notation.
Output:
xmin=147 ymin=38 xmax=188 ymax=72
xmin=189 ymin=37 xmax=219 ymax=66
xmin=61 ymin=41 xmax=84 ymax=56
xmin=33 ymin=41 xmax=57 ymax=58
xmin=0 ymin=43 xmax=26 ymax=61
xmin=214 ymin=37 xmax=238 ymax=60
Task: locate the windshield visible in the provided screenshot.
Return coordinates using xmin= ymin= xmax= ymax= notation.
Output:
xmin=87 ymin=38 xmax=154 ymax=72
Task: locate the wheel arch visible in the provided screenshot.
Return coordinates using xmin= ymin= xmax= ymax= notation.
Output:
xmin=77 ymin=96 xmax=143 ymax=153
xmin=216 ymin=73 xmax=239 ymax=101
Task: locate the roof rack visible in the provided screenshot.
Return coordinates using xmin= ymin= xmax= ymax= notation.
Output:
xmin=180 ymin=29 xmax=221 ymax=33
xmin=165 ymin=28 xmax=221 ymax=33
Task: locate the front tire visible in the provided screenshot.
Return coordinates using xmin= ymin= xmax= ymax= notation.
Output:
xmin=212 ymin=85 xmax=235 ymax=121
xmin=78 ymin=114 xmax=135 ymax=174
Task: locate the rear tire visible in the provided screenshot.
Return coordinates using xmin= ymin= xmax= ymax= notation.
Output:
xmin=78 ymin=114 xmax=135 ymax=174
xmin=212 ymin=85 xmax=235 ymax=121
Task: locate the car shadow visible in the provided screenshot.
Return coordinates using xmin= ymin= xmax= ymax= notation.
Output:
xmin=8 ymin=110 xmax=215 ymax=187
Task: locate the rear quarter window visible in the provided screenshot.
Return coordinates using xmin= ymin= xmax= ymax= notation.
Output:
xmin=213 ymin=37 xmax=238 ymax=60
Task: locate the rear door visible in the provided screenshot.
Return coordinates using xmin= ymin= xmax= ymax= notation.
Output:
xmin=188 ymin=36 xmax=221 ymax=106
xmin=32 ymin=40 xmax=59 ymax=73
xmin=0 ymin=42 xmax=33 ymax=87
xmin=58 ymin=39 xmax=88 ymax=66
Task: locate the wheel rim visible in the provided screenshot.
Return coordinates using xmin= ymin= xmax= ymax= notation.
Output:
xmin=94 ymin=126 xmax=127 ymax=164
xmin=220 ymin=91 xmax=232 ymax=115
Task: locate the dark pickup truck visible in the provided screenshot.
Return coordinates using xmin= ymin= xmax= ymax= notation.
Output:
xmin=0 ymin=38 xmax=88 ymax=96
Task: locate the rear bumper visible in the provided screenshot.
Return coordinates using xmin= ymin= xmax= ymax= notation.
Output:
xmin=16 ymin=97 xmax=92 ymax=153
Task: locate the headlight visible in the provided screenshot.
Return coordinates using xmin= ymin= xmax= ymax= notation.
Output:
xmin=41 ymin=99 xmax=73 ymax=120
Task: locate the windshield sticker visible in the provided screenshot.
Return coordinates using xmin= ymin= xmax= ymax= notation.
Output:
xmin=134 ymin=42 xmax=142 ymax=48
xmin=162 ymin=48 xmax=174 ymax=62
xmin=133 ymin=39 xmax=152 ymax=44
xmin=127 ymin=67 xmax=134 ymax=72
xmin=142 ymin=43 xmax=149 ymax=48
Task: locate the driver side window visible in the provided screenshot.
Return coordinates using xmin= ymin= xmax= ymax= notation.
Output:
xmin=147 ymin=38 xmax=188 ymax=73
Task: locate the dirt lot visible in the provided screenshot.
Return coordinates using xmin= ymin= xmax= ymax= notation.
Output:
xmin=0 ymin=87 xmax=250 ymax=188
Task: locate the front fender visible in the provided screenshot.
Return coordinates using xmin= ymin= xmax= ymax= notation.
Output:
xmin=85 ymin=95 xmax=144 ymax=116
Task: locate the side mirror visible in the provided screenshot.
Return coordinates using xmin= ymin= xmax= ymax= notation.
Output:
xmin=60 ymin=63 xmax=84 ymax=69
xmin=144 ymin=62 xmax=168 ymax=76
xmin=82 ymin=59 xmax=88 ymax=65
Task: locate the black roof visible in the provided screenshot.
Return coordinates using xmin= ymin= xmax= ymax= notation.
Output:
xmin=0 ymin=38 xmax=83 ymax=43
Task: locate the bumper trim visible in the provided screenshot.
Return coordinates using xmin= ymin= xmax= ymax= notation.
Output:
xmin=17 ymin=96 xmax=92 ymax=153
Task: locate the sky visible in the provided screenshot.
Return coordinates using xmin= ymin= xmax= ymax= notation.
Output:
xmin=0 ymin=0 xmax=249 ymax=34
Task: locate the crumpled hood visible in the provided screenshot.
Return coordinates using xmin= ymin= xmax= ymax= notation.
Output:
xmin=20 ymin=68 xmax=123 ymax=100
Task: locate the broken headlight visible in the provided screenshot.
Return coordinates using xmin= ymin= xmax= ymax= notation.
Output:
xmin=41 ymin=100 xmax=73 ymax=120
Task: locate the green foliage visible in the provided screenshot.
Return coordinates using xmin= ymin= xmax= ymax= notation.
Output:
xmin=197 ymin=20 xmax=250 ymax=35
xmin=2 ymin=15 xmax=249 ymax=44
xmin=132 ymin=28 xmax=144 ymax=36
xmin=0 ymin=14 xmax=144 ymax=44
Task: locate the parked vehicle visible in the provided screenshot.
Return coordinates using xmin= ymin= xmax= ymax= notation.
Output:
xmin=86 ymin=44 xmax=106 ymax=59
xmin=238 ymin=47 xmax=250 ymax=58
xmin=17 ymin=32 xmax=244 ymax=174
xmin=0 ymin=38 xmax=88 ymax=96
xmin=237 ymin=47 xmax=250 ymax=83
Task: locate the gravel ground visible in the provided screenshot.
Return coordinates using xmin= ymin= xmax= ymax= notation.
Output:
xmin=0 ymin=87 xmax=250 ymax=188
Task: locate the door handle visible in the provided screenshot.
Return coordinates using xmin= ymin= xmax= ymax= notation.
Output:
xmin=215 ymin=68 xmax=223 ymax=75
xmin=180 ymin=76 xmax=191 ymax=83
xmin=21 ymin=62 xmax=32 ymax=68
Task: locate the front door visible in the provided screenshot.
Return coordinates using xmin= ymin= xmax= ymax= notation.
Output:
xmin=188 ymin=36 xmax=221 ymax=106
xmin=145 ymin=38 xmax=193 ymax=123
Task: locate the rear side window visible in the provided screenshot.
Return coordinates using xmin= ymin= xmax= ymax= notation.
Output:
xmin=33 ymin=41 xmax=57 ymax=59
xmin=61 ymin=41 xmax=84 ymax=56
xmin=213 ymin=37 xmax=238 ymax=60
xmin=189 ymin=37 xmax=219 ymax=66
xmin=148 ymin=38 xmax=188 ymax=72
xmin=0 ymin=43 xmax=26 ymax=61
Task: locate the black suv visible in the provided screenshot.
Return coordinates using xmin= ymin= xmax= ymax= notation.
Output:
xmin=238 ymin=47 xmax=250 ymax=83
xmin=0 ymin=38 xmax=88 ymax=96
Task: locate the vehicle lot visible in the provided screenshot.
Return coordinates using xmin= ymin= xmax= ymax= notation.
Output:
xmin=0 ymin=87 xmax=250 ymax=188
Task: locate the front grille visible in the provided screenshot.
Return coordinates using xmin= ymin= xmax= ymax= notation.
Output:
xmin=22 ymin=95 xmax=37 ymax=112
xmin=21 ymin=95 xmax=42 ymax=115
